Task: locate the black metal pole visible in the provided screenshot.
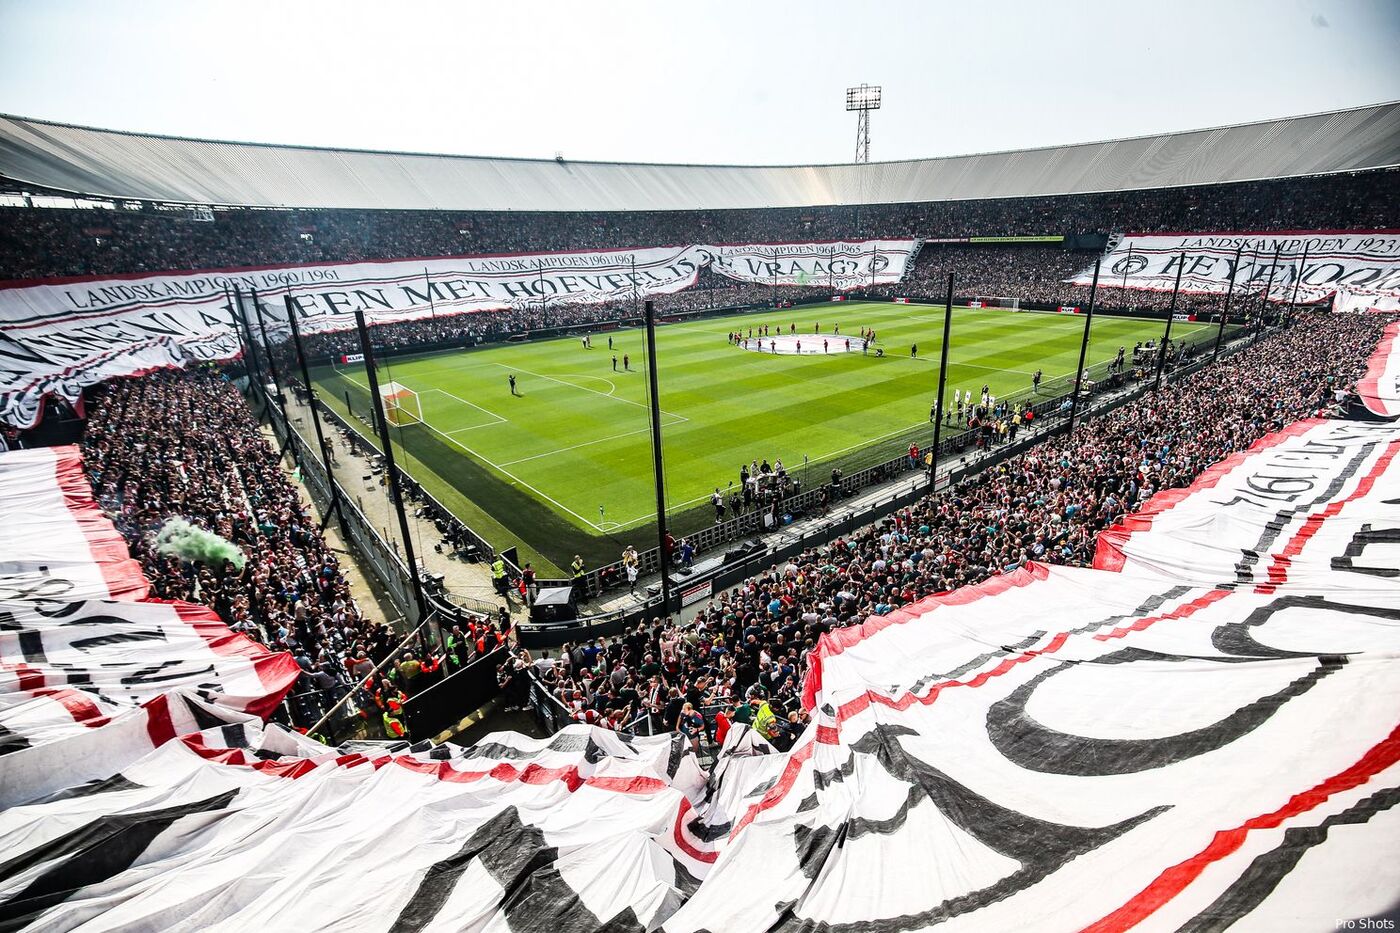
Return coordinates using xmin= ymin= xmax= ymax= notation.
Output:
xmin=251 ymin=288 xmax=296 ymax=462
xmin=232 ymin=286 xmax=267 ymax=405
xmin=425 ymin=268 xmax=437 ymax=320
xmin=1256 ymin=245 xmax=1281 ymax=342
xmin=1213 ymin=243 xmax=1243 ymax=361
xmin=1287 ymin=245 xmax=1310 ymax=320
xmin=771 ymin=247 xmax=778 ymax=309
xmin=1067 ymin=259 xmax=1100 ymax=435
xmin=642 ymin=300 xmax=672 ymax=611
xmin=223 ymin=282 xmax=256 ymax=385
xmin=928 ymin=272 xmax=954 ymax=488
xmin=285 ymin=294 xmax=345 ymax=531
xmin=1154 ymin=251 xmax=1185 ymax=392
xmin=353 ymin=308 xmax=428 ymax=623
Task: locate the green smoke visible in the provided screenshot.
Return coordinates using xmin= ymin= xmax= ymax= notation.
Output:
xmin=155 ymin=518 xmax=246 ymax=571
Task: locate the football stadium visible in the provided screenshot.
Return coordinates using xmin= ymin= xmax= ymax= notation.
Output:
xmin=1 ymin=4 xmax=1399 ymax=930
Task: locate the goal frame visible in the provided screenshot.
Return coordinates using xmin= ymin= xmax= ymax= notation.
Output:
xmin=380 ymin=381 xmax=423 ymax=427
xmin=970 ymin=296 xmax=1021 ymax=311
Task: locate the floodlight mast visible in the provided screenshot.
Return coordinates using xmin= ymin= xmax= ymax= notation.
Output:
xmin=845 ymin=84 xmax=882 ymax=163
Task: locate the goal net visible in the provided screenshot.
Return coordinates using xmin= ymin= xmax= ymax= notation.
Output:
xmin=380 ymin=381 xmax=423 ymax=427
xmin=970 ymin=296 xmax=1021 ymax=311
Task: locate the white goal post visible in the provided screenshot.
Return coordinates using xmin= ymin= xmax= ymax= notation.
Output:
xmin=379 ymin=381 xmax=423 ymax=427
xmin=969 ymin=296 xmax=1021 ymax=311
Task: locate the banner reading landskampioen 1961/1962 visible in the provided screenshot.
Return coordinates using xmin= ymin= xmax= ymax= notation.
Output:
xmin=1067 ymin=230 xmax=1400 ymax=314
xmin=0 ymin=239 xmax=920 ymax=427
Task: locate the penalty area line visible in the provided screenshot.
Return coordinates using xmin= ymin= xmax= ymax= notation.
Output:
xmin=327 ymin=368 xmax=608 ymax=532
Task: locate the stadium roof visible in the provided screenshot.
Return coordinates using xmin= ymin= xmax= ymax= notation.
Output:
xmin=1 ymin=103 xmax=1397 ymax=212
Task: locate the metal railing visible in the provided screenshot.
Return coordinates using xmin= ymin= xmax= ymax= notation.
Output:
xmin=525 ymin=671 xmax=577 ymax=736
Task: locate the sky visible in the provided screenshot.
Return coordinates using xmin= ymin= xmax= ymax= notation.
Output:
xmin=1 ymin=0 xmax=1397 ymax=166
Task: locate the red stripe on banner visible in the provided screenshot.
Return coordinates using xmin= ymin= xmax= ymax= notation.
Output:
xmin=731 ymin=739 xmax=814 ymax=840
xmin=1357 ymin=321 xmax=1400 ymax=417
xmin=392 ymin=755 xmax=671 ymax=795
xmin=48 ymin=446 xmax=152 ymax=600
xmin=1093 ymin=589 xmax=1233 ymax=641
xmin=1092 ymin=419 xmax=1322 ymax=572
xmin=143 ymin=692 xmax=177 ymax=748
xmin=33 ymin=687 xmax=110 ymax=727
xmin=801 ymin=564 xmax=1051 ymax=711
xmin=671 ymin=797 xmax=719 ymax=863
xmin=0 ymin=660 xmax=47 ymax=692
xmin=1256 ymin=437 xmax=1400 ymax=592
xmin=1084 ymin=720 xmax=1400 ymax=933
xmin=822 ymin=588 xmax=1229 ymax=742
xmin=166 ymin=600 xmax=301 ymax=714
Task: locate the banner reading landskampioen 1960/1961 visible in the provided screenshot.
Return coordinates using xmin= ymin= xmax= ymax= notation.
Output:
xmin=0 ymin=239 xmax=920 ymax=427
xmin=1067 ymin=230 xmax=1400 ymax=314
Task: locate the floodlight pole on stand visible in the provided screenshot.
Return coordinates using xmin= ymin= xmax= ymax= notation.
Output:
xmin=928 ymin=272 xmax=954 ymax=490
xmin=1213 ymin=244 xmax=1243 ymax=361
xmin=642 ymin=300 xmax=672 ymax=613
xmin=1067 ymin=258 xmax=1100 ymax=436
xmin=1154 ymin=252 xmax=1185 ymax=392
xmin=352 ymin=308 xmax=429 ymax=624
xmin=284 ymin=293 xmax=345 ymax=533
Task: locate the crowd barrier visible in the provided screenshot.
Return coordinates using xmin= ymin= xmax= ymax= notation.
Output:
xmin=403 ymin=645 xmax=509 ymax=739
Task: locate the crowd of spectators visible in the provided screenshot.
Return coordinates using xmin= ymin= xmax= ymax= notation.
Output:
xmin=526 ymin=311 xmax=1394 ymax=746
xmin=79 ymin=367 xmax=457 ymax=731
xmin=2 ymin=168 xmax=1392 ymax=280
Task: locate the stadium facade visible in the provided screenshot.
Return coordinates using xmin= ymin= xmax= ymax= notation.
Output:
xmin=2 ymin=102 xmax=1398 ymax=210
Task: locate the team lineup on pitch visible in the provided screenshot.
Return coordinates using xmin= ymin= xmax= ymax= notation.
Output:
xmin=315 ymin=301 xmax=1212 ymax=572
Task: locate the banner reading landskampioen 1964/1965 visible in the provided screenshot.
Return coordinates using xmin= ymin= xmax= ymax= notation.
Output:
xmin=1068 ymin=230 xmax=1400 ymax=314
xmin=0 ymin=239 xmax=920 ymax=427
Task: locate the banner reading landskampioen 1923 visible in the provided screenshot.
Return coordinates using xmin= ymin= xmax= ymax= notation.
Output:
xmin=1067 ymin=230 xmax=1400 ymax=314
xmin=0 ymin=239 xmax=919 ymax=427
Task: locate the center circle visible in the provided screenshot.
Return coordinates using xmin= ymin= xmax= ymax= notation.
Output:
xmin=738 ymin=333 xmax=859 ymax=355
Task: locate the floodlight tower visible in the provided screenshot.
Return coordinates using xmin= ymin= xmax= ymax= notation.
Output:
xmin=846 ymin=84 xmax=882 ymax=163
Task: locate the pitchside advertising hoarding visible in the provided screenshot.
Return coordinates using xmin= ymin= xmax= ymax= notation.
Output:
xmin=1072 ymin=230 xmax=1400 ymax=314
xmin=0 ymin=239 xmax=921 ymax=427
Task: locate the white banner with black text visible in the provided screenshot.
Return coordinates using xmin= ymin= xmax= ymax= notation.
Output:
xmin=0 ymin=239 xmax=919 ymax=427
xmin=1068 ymin=230 xmax=1400 ymax=314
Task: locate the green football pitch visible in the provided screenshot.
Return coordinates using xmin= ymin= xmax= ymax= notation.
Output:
xmin=312 ymin=302 xmax=1212 ymax=575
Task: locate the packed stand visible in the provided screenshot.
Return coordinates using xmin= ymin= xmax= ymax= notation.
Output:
xmin=79 ymin=366 xmax=452 ymax=735
xmin=525 ymin=312 xmax=1394 ymax=747
xmin=2 ymin=169 xmax=1392 ymax=280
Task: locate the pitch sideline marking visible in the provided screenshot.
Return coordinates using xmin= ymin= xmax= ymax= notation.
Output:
xmin=496 ymin=418 xmax=686 ymax=467
xmin=422 ymin=387 xmax=508 ymax=427
xmin=327 ymin=369 xmax=609 ymax=531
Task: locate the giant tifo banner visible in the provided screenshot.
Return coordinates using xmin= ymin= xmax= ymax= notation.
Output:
xmin=1095 ymin=416 xmax=1400 ymax=589
xmin=2 ymin=422 xmax=1397 ymax=930
xmin=1360 ymin=319 xmax=1400 ymax=418
xmin=1068 ymin=230 xmax=1400 ymax=314
xmin=0 ymin=444 xmax=300 ymax=806
xmin=0 ymin=445 xmax=150 ymax=602
xmin=0 ymin=239 xmax=919 ymax=427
